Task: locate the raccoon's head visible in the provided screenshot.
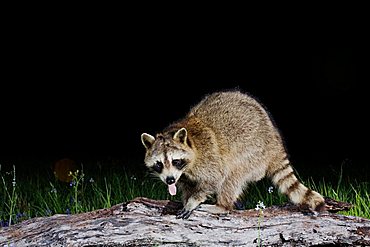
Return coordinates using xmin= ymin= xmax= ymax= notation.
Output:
xmin=140 ymin=127 xmax=195 ymax=196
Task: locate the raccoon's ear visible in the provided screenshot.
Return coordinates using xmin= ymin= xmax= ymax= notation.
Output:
xmin=173 ymin=128 xmax=187 ymax=144
xmin=141 ymin=133 xmax=155 ymax=149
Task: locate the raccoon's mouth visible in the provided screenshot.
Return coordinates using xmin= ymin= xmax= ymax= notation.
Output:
xmin=168 ymin=183 xmax=177 ymax=196
xmin=165 ymin=176 xmax=178 ymax=196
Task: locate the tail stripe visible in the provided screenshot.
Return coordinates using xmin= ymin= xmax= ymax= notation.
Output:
xmin=276 ymin=171 xmax=294 ymax=187
xmin=286 ymin=180 xmax=300 ymax=195
xmin=303 ymin=189 xmax=313 ymax=203
xmin=270 ymin=162 xmax=290 ymax=178
xmin=270 ymin=158 xmax=325 ymax=211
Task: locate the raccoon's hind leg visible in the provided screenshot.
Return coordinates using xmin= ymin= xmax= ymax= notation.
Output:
xmin=268 ymin=158 xmax=325 ymax=211
xmin=216 ymin=171 xmax=246 ymax=212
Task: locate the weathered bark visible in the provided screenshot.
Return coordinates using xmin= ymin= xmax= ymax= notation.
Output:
xmin=0 ymin=197 xmax=369 ymax=246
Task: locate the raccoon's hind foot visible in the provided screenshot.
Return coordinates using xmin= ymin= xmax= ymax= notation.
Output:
xmin=234 ymin=200 xmax=245 ymax=210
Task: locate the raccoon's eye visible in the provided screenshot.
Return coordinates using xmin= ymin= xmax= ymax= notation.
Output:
xmin=172 ymin=159 xmax=186 ymax=169
xmin=153 ymin=161 xmax=163 ymax=173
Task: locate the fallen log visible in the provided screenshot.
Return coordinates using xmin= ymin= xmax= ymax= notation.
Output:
xmin=0 ymin=197 xmax=369 ymax=246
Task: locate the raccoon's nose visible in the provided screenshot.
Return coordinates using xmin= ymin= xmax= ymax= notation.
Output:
xmin=166 ymin=176 xmax=176 ymax=185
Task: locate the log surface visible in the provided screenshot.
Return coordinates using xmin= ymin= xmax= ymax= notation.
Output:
xmin=0 ymin=197 xmax=369 ymax=246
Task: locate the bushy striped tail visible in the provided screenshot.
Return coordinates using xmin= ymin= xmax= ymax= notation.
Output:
xmin=269 ymin=159 xmax=325 ymax=211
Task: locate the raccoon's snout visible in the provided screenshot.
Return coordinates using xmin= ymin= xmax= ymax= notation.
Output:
xmin=166 ymin=176 xmax=176 ymax=185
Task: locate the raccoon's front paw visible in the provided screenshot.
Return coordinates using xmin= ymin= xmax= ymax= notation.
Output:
xmin=176 ymin=208 xmax=193 ymax=219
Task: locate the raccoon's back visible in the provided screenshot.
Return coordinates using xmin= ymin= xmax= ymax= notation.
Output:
xmin=188 ymin=91 xmax=275 ymax=141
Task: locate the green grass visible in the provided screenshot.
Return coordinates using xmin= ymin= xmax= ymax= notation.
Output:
xmin=0 ymin=162 xmax=369 ymax=227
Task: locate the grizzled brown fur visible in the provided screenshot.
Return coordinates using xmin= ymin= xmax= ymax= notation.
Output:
xmin=141 ymin=91 xmax=325 ymax=219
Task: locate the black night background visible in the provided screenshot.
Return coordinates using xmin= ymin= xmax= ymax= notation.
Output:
xmin=0 ymin=36 xmax=369 ymax=183
xmin=2 ymin=8 xmax=370 ymax=245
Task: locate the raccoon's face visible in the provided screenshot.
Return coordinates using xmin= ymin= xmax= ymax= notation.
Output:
xmin=141 ymin=128 xmax=195 ymax=196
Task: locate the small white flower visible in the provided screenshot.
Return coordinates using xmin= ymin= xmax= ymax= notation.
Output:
xmin=268 ymin=186 xmax=274 ymax=193
xmin=255 ymin=201 xmax=266 ymax=211
xmin=89 ymin=178 xmax=95 ymax=183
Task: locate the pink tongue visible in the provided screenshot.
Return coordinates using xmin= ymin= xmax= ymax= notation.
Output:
xmin=168 ymin=183 xmax=177 ymax=196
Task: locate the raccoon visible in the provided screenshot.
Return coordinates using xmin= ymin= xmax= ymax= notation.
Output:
xmin=141 ymin=90 xmax=325 ymax=219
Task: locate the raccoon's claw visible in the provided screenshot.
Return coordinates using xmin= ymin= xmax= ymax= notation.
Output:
xmin=176 ymin=208 xmax=193 ymax=219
